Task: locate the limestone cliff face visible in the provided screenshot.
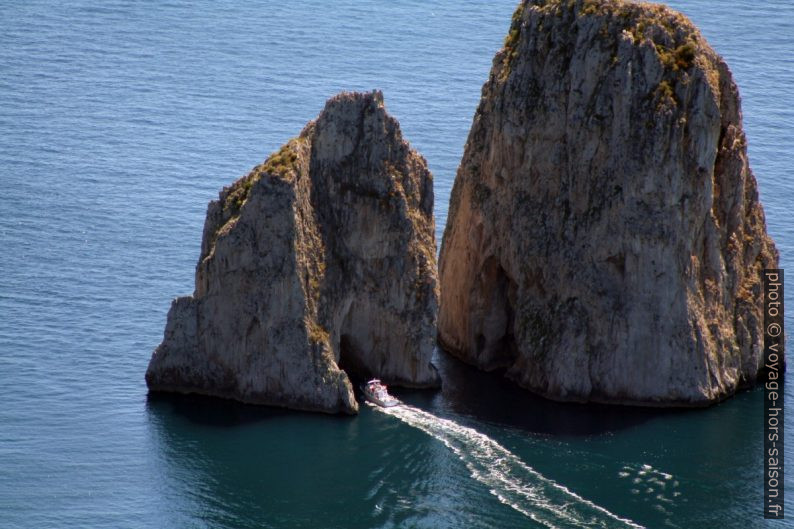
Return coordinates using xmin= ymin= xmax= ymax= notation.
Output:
xmin=438 ymin=0 xmax=778 ymax=406
xmin=147 ymin=91 xmax=440 ymax=414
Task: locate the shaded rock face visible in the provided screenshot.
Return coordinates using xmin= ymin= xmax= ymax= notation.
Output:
xmin=147 ymin=91 xmax=440 ymax=414
xmin=438 ymin=0 xmax=778 ymax=406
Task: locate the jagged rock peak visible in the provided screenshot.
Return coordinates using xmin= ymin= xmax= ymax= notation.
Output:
xmin=147 ymin=90 xmax=440 ymax=414
xmin=438 ymin=0 xmax=778 ymax=406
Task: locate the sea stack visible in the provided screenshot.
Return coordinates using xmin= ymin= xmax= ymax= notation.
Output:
xmin=438 ymin=0 xmax=778 ymax=406
xmin=147 ymin=91 xmax=440 ymax=414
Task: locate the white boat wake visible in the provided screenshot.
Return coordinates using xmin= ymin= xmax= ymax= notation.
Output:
xmin=374 ymin=403 xmax=643 ymax=529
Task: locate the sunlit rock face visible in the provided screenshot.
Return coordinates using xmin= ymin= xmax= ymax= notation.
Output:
xmin=147 ymin=91 xmax=440 ymax=414
xmin=438 ymin=0 xmax=778 ymax=406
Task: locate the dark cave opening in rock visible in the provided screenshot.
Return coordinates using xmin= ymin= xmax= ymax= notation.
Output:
xmin=337 ymin=334 xmax=374 ymax=387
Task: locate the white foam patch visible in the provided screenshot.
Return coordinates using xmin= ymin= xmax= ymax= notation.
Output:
xmin=618 ymin=462 xmax=682 ymax=524
xmin=374 ymin=403 xmax=644 ymax=529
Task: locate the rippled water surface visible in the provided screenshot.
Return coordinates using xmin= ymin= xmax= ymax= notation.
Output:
xmin=1 ymin=1 xmax=792 ymax=527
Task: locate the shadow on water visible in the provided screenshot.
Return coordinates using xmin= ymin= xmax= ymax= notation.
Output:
xmin=147 ymin=345 xmax=711 ymax=438
xmin=392 ymin=347 xmax=703 ymax=437
xmin=144 ymin=393 xmax=381 ymax=529
xmin=145 ymin=388 xmax=522 ymax=529
xmin=143 ymin=350 xmax=784 ymax=528
xmin=145 ymin=391 xmax=350 ymax=428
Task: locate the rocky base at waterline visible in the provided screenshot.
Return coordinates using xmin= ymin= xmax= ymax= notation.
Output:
xmin=438 ymin=0 xmax=778 ymax=406
xmin=146 ymin=91 xmax=440 ymax=414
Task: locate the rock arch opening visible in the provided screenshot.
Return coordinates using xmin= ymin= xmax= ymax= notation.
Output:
xmin=338 ymin=333 xmax=374 ymax=386
xmin=335 ymin=300 xmax=379 ymax=387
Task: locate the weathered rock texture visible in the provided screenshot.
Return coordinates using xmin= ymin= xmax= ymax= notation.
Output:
xmin=438 ymin=0 xmax=778 ymax=406
xmin=147 ymin=91 xmax=440 ymax=414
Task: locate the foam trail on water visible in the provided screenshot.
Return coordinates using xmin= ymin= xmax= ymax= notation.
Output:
xmin=375 ymin=403 xmax=643 ymax=529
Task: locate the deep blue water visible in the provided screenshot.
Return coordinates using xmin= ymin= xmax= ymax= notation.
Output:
xmin=1 ymin=1 xmax=792 ymax=527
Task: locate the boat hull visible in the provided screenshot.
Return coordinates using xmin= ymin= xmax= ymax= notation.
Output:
xmin=361 ymin=386 xmax=400 ymax=408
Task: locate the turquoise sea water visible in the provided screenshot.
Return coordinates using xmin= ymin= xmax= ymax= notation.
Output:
xmin=1 ymin=1 xmax=792 ymax=527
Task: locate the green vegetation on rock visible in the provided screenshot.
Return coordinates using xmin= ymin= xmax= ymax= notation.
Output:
xmin=222 ymin=144 xmax=295 ymax=215
xmin=307 ymin=319 xmax=330 ymax=345
xmin=500 ymin=3 xmax=525 ymax=80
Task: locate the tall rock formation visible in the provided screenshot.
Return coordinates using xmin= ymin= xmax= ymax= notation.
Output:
xmin=147 ymin=91 xmax=440 ymax=414
xmin=438 ymin=0 xmax=778 ymax=406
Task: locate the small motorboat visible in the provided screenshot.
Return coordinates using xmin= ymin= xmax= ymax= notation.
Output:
xmin=361 ymin=379 xmax=400 ymax=408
